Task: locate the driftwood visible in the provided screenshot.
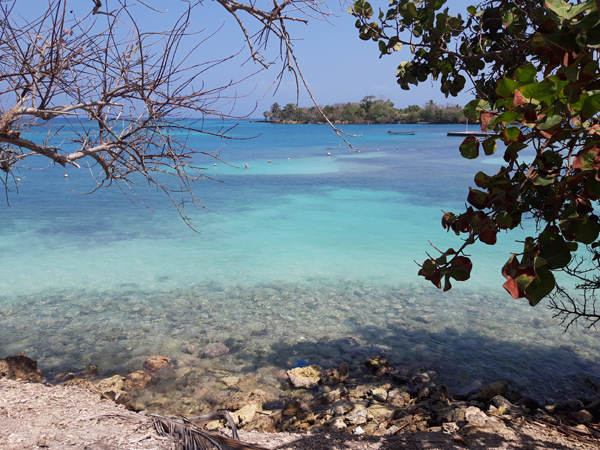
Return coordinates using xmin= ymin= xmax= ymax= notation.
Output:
xmin=151 ymin=411 xmax=267 ymax=450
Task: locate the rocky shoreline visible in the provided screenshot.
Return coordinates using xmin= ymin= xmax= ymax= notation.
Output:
xmin=2 ymin=353 xmax=600 ymax=449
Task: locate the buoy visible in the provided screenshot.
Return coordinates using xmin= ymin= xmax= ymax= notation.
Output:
xmin=327 ymin=153 xmax=331 ymax=156
xmin=64 ymin=174 xmax=68 ymax=177
xmin=214 ymin=163 xmax=217 ymax=166
xmin=244 ymin=164 xmax=249 ymax=169
xmin=288 ymin=158 xmax=290 ymax=161
xmin=17 ymin=178 xmax=21 ymax=182
xmin=377 ymin=149 xmax=379 ymax=151
xmin=268 ymin=160 xmax=271 ymax=163
xmin=339 ymin=144 xmax=341 ymax=146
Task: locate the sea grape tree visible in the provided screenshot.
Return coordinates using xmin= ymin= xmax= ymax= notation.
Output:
xmin=350 ymin=0 xmax=600 ymax=328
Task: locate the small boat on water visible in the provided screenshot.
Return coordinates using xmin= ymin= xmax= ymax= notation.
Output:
xmin=386 ymin=131 xmax=416 ymax=135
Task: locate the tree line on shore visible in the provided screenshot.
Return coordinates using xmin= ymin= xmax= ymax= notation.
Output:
xmin=263 ymin=96 xmax=465 ymax=124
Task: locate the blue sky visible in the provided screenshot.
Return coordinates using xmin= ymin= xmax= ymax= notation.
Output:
xmin=8 ymin=0 xmax=474 ymax=117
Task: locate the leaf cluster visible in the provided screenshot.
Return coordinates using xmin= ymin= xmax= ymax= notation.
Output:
xmin=351 ymin=0 xmax=600 ymax=316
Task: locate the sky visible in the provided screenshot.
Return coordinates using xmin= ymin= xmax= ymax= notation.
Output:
xmin=6 ymin=0 xmax=474 ymax=118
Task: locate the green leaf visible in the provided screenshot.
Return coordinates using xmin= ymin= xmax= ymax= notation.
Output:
xmin=538 ymin=114 xmax=562 ymax=130
xmin=460 ymin=136 xmax=480 ymax=159
xmin=524 ymin=265 xmax=555 ymax=306
xmin=514 ymin=64 xmax=537 ymax=83
xmin=503 ymin=127 xmax=523 ymax=143
xmin=467 ymin=5 xmax=476 ymax=15
xmin=450 ymin=256 xmax=472 ymax=281
xmin=560 ymin=217 xmax=600 ymax=244
xmin=539 ymin=231 xmax=572 ymax=269
xmin=483 ymin=137 xmax=498 ymax=155
xmin=467 ymin=187 xmax=488 ymax=209
xmin=582 ymin=93 xmax=600 ymax=120
xmin=464 ymin=99 xmax=490 ymax=121
xmin=531 ymin=174 xmax=555 ymax=186
xmin=520 ymin=80 xmax=557 ymax=102
xmin=496 ymin=77 xmax=523 ymax=98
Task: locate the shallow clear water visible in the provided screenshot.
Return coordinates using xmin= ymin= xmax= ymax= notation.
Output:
xmin=1 ymin=120 xmax=598 ymax=408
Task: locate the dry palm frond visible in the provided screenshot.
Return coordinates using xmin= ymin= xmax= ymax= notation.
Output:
xmin=151 ymin=412 xmax=267 ymax=450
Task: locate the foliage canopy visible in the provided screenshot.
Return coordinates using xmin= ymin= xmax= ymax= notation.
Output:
xmin=351 ymin=0 xmax=600 ymax=328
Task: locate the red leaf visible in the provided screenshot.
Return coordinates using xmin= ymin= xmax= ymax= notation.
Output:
xmin=503 ymin=278 xmax=526 ymax=299
xmin=514 ymin=89 xmax=527 ymax=107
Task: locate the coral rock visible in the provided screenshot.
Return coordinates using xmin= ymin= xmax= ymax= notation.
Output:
xmin=287 ymin=365 xmax=323 ymax=389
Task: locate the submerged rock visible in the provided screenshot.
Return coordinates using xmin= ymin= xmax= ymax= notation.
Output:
xmin=287 ymin=365 xmax=323 ymax=389
xmin=143 ymin=355 xmax=172 ymax=373
xmin=202 ymin=343 xmax=230 ymax=359
xmin=364 ymin=355 xmax=389 ymax=372
xmin=477 ymin=381 xmax=508 ymax=403
xmin=0 ymin=354 xmax=43 ymax=383
xmin=124 ymin=370 xmax=152 ymax=391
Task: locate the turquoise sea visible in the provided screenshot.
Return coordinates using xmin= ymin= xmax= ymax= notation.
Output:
xmin=1 ymin=120 xmax=598 ymax=410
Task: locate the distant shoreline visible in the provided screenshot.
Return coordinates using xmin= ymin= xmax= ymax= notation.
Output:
xmin=248 ymin=120 xmax=463 ymax=125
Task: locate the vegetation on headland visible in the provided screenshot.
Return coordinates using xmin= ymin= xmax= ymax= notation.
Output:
xmin=352 ymin=0 xmax=600 ymax=328
xmin=262 ymin=97 xmax=464 ymax=124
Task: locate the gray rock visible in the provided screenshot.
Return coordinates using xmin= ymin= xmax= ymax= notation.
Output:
xmin=345 ymin=409 xmax=369 ymax=426
xmin=442 ymin=422 xmax=460 ymax=433
xmin=388 ymin=389 xmax=410 ymax=407
xmin=330 ymin=417 xmax=347 ymax=431
xmin=370 ymin=387 xmax=388 ymax=403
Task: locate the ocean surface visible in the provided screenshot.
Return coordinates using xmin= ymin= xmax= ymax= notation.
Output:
xmin=1 ymin=120 xmax=598 ymax=408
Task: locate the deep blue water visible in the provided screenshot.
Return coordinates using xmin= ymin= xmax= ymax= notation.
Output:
xmin=1 ymin=120 xmax=598 ymax=404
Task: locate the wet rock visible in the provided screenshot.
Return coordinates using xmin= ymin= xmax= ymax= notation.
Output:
xmin=54 ymin=372 xmax=76 ymax=382
xmin=572 ymin=409 xmax=594 ymax=423
xmin=0 ymin=354 xmax=43 ymax=383
xmin=477 ymin=381 xmax=508 ymax=403
xmin=548 ymin=398 xmax=584 ymax=413
xmin=181 ymin=342 xmax=201 ymax=355
xmin=364 ymin=356 xmax=389 ymax=372
xmin=124 ymin=370 xmax=152 ymax=391
xmin=505 ymin=389 xmax=522 ymax=404
xmin=143 ymin=355 xmax=172 ymax=373
xmin=287 ymin=365 xmax=323 ymax=389
xmin=221 ymin=376 xmax=240 ymax=387
xmin=202 ymin=343 xmax=230 ymax=359
xmin=324 ymin=362 xmax=349 ymax=384
xmin=516 ymin=395 xmax=542 ymax=411
xmin=320 ymin=387 xmax=347 ymax=404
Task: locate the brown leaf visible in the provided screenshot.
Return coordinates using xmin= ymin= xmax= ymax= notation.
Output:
xmin=480 ymin=112 xmax=494 ymax=131
xmin=514 ymin=89 xmax=527 ymax=107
